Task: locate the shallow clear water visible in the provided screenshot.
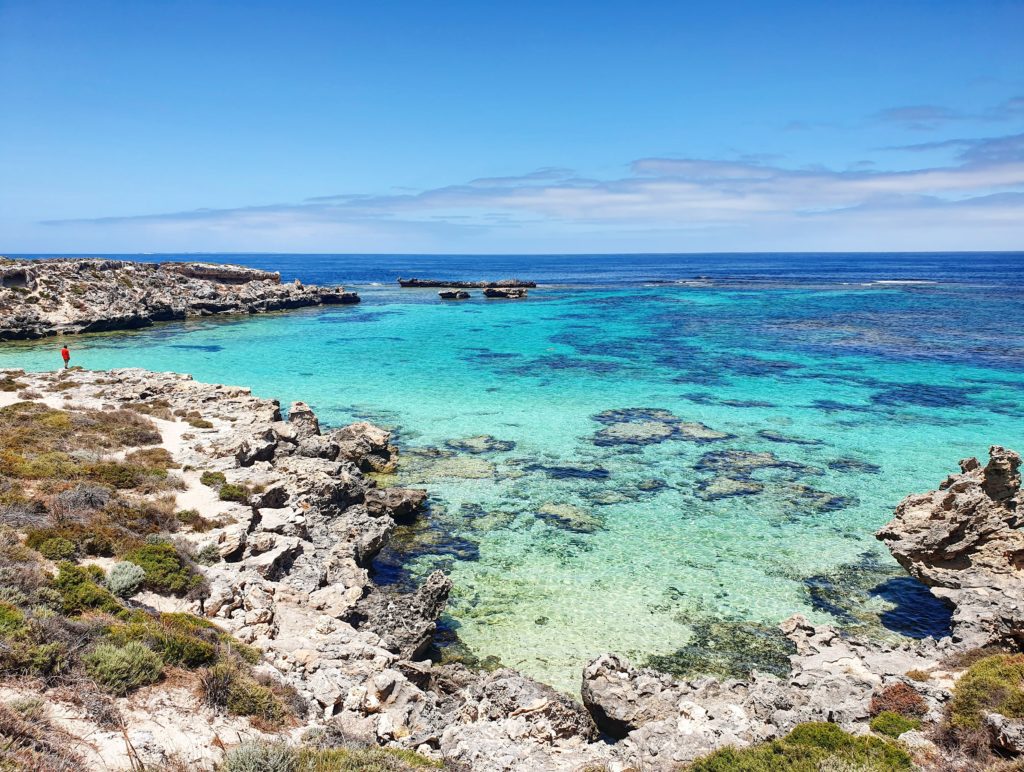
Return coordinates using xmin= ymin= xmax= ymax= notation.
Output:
xmin=3 ymin=253 xmax=1023 ymax=692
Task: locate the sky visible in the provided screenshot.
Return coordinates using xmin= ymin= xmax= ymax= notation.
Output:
xmin=0 ymin=0 xmax=1022 ymax=254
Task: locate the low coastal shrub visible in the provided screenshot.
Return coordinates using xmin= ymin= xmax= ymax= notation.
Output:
xmin=868 ymin=682 xmax=927 ymax=718
xmin=176 ymin=508 xmax=222 ymax=531
xmin=26 ymin=522 xmax=122 ymax=557
xmin=106 ymin=612 xmax=218 ymax=668
xmin=122 ymin=542 xmax=205 ymax=596
xmin=220 ymin=740 xmax=445 ymax=772
xmin=84 ymin=641 xmax=163 ymax=695
xmin=0 ymin=700 xmax=84 ymax=770
xmin=125 ymin=446 xmax=179 ymax=469
xmin=946 ymin=653 xmax=1024 ymax=731
xmin=0 ymin=375 xmax=25 ymax=392
xmin=869 ymin=710 xmax=920 ymax=738
xmin=181 ymin=411 xmax=214 ymax=429
xmin=297 ymin=746 xmax=444 ymax=770
xmin=34 ymin=535 xmax=76 ymax=560
xmin=687 ymin=722 xmax=912 ymax=771
xmin=222 ymin=741 xmax=298 ymax=772
xmin=218 ymin=483 xmax=249 ymax=502
xmin=201 ymin=470 xmax=227 ymax=487
xmin=105 ymin=561 xmax=146 ymax=597
xmin=905 ymin=669 xmax=930 ymax=682
xmin=51 ymin=562 xmax=123 ymax=616
xmin=200 ymin=662 xmax=285 ymax=721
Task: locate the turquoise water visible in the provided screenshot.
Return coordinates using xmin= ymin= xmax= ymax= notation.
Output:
xmin=3 ymin=253 xmax=1023 ymax=692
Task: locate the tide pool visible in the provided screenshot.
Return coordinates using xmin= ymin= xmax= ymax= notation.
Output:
xmin=2 ymin=253 xmax=1022 ymax=693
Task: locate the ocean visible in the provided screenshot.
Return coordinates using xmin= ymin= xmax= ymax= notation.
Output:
xmin=2 ymin=252 xmax=1022 ymax=692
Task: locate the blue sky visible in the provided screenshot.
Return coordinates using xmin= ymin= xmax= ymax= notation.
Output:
xmin=1 ymin=0 xmax=1022 ymax=253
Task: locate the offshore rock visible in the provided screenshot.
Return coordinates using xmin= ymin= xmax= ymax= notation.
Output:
xmin=483 ymin=287 xmax=529 ymax=299
xmin=398 ymin=277 xmax=536 ymax=288
xmin=877 ymin=445 xmax=1024 ymax=647
xmin=439 ymin=290 xmax=471 ymax=299
xmin=0 ymin=258 xmax=359 ymax=340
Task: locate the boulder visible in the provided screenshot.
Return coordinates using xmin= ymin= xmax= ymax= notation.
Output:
xmin=363 ymin=487 xmax=428 ymax=520
xmin=289 ymin=401 xmax=321 ymax=438
xmin=331 ymin=422 xmax=398 ymax=473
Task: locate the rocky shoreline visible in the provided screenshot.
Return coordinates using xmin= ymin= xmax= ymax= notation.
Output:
xmin=0 ymin=258 xmax=360 ymax=341
xmin=0 ymin=367 xmax=1021 ymax=770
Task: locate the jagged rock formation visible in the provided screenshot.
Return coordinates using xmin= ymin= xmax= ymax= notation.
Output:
xmin=397 ymin=278 xmax=536 ymax=288
xmin=438 ymin=290 xmax=471 ymax=299
xmin=877 ymin=445 xmax=1023 ymax=648
xmin=0 ymin=258 xmax=359 ymax=340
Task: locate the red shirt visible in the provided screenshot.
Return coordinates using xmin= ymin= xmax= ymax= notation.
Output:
xmin=61 ymin=348 xmax=70 ymax=360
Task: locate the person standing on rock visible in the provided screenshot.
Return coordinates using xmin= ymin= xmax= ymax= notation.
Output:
xmin=60 ymin=345 xmax=70 ymax=369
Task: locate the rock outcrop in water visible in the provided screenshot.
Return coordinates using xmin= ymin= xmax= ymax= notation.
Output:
xmin=0 ymin=257 xmax=359 ymax=340
xmin=877 ymin=445 xmax=1023 ymax=648
xmin=483 ymin=287 xmax=528 ymax=299
xmin=398 ymin=278 xmax=536 ymax=288
xmin=1 ymin=365 xmax=1021 ymax=770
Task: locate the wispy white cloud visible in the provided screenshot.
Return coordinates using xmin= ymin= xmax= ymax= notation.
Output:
xmin=871 ymin=97 xmax=1024 ymax=130
xmin=39 ymin=133 xmax=1024 ymax=252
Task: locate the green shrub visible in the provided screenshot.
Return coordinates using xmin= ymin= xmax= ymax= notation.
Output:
xmin=84 ymin=641 xmax=163 ymax=695
xmin=947 ymin=654 xmax=1024 ymax=731
xmin=687 ymin=722 xmax=913 ymax=771
xmin=177 ymin=508 xmax=221 ymax=532
xmin=51 ymin=562 xmax=123 ymax=615
xmin=105 ymin=561 xmax=146 ymax=598
xmin=222 ymin=741 xmax=298 ymax=772
xmin=297 ymin=746 xmax=444 ymax=770
xmin=26 ymin=523 xmax=119 ymax=558
xmin=121 ymin=543 xmax=202 ymax=596
xmin=35 ymin=536 xmax=76 ymax=560
xmin=85 ymin=461 xmax=144 ymax=489
xmin=870 ymin=710 xmax=921 ymax=738
xmin=108 ymin=613 xmax=219 ymax=669
xmin=0 ymin=600 xmax=26 ymax=637
xmin=218 ymin=483 xmax=249 ymax=503
xmin=196 ymin=542 xmax=222 ymax=565
xmin=201 ymin=662 xmax=284 ymax=720
xmin=125 ymin=447 xmax=178 ymax=469
xmin=200 ymin=471 xmax=226 ymax=488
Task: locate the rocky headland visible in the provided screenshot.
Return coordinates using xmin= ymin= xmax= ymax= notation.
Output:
xmin=0 ymin=258 xmax=360 ymax=341
xmin=0 ymin=366 xmax=1021 ymax=771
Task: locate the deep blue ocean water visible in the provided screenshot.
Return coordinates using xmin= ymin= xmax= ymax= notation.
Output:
xmin=3 ymin=252 xmax=1022 ymax=691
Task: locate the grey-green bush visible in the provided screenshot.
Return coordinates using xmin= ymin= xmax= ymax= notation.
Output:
xmin=105 ymin=561 xmax=146 ymax=598
xmin=221 ymin=741 xmax=299 ymax=772
xmin=84 ymin=641 xmax=163 ymax=695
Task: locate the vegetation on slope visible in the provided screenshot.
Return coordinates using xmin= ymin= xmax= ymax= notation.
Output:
xmin=0 ymin=397 xmax=300 ymax=769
